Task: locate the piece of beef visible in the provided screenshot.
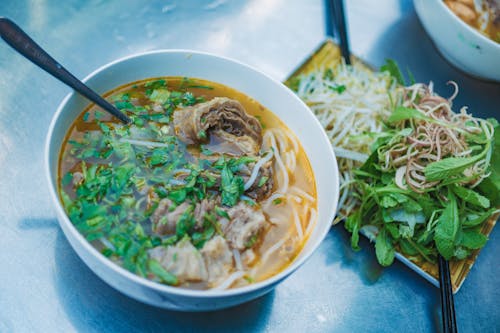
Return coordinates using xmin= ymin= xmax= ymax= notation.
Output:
xmin=173 ymin=97 xmax=262 ymax=156
xmin=224 ymin=202 xmax=266 ymax=250
xmin=193 ymin=198 xmax=216 ymax=229
xmin=149 ymin=239 xmax=208 ymax=282
xmin=200 ymin=235 xmax=234 ymax=285
xmin=151 ymin=198 xmax=191 ymax=235
xmin=239 ymin=159 xmax=274 ymax=200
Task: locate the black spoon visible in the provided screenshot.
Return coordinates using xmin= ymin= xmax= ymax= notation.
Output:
xmin=0 ymin=17 xmax=130 ymax=124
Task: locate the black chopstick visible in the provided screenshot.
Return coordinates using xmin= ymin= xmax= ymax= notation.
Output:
xmin=438 ymin=254 xmax=458 ymax=333
xmin=329 ymin=0 xmax=351 ymax=65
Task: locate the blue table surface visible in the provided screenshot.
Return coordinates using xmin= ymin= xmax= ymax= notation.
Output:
xmin=0 ymin=0 xmax=499 ymax=332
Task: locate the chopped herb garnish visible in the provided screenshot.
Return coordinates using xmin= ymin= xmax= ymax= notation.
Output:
xmin=272 ymin=198 xmax=283 ymax=205
xmin=220 ymin=164 xmax=245 ymax=207
xmin=148 ymin=259 xmax=178 ymax=285
xmin=257 ymin=176 xmax=268 ymax=187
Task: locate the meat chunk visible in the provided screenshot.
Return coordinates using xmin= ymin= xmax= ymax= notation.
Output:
xmin=149 ymin=239 xmax=208 ymax=282
xmin=239 ymin=159 xmax=274 ymax=200
xmin=224 ymin=202 xmax=267 ymax=250
xmin=200 ymin=236 xmax=234 ymax=285
xmin=193 ymin=198 xmax=216 ymax=228
xmin=151 ymin=198 xmax=191 ymax=235
xmin=173 ymin=97 xmax=262 ymax=156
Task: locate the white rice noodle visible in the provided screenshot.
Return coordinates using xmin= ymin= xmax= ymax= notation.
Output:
xmin=243 ymin=150 xmax=274 ymax=190
xmin=289 ymin=194 xmax=302 ymax=204
xmin=265 ymin=131 xmax=289 ymax=193
xmin=212 ymin=271 xmax=245 ymax=291
xmin=267 ymin=211 xmax=289 ymax=225
xmin=274 ymin=127 xmax=299 ymax=154
xmin=119 ymin=138 xmax=170 ymax=148
xmin=232 ymin=249 xmax=243 ymax=271
xmin=259 ymin=237 xmax=287 ymax=266
xmin=305 ymin=208 xmax=317 ymax=237
xmin=286 ymin=151 xmax=297 ymax=172
xmin=263 ymin=192 xmax=285 ymax=208
xmin=290 ymin=186 xmax=315 ymax=202
xmin=302 ymin=202 xmax=310 ymax=218
xmin=292 ymin=204 xmax=304 ymax=239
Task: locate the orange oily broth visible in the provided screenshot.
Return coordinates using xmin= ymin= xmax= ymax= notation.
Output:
xmin=58 ymin=77 xmax=317 ymax=288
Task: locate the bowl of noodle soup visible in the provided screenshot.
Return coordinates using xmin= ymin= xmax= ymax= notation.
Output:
xmin=45 ymin=50 xmax=339 ymax=310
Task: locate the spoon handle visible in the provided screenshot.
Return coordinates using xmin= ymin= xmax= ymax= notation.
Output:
xmin=0 ymin=17 xmax=130 ymax=124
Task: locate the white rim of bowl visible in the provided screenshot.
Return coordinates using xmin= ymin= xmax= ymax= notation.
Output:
xmin=45 ymin=49 xmax=339 ymax=299
xmin=437 ymin=0 xmax=500 ymax=49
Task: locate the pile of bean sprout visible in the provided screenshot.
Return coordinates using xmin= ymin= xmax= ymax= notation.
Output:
xmin=294 ymin=61 xmax=397 ymax=222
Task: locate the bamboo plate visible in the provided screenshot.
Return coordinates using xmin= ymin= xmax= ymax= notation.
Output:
xmin=284 ymin=38 xmax=499 ymax=293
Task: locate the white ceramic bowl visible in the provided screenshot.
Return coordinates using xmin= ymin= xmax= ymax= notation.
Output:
xmin=45 ymin=50 xmax=339 ymax=311
xmin=414 ymin=0 xmax=500 ymax=82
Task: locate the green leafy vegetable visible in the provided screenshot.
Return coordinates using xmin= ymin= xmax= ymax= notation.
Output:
xmin=220 ymin=164 xmax=245 ymax=207
xmin=148 ymin=259 xmax=178 ymax=285
xmin=380 ymin=59 xmax=405 ymax=85
xmin=433 ymin=192 xmax=459 ymax=259
xmin=375 ymin=228 xmax=395 ymax=266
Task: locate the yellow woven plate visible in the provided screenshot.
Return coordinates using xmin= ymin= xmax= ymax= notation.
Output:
xmin=285 ymin=38 xmax=499 ymax=293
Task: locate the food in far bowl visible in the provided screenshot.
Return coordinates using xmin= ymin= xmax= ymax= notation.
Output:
xmin=444 ymin=0 xmax=500 ymax=43
xmin=58 ymin=76 xmax=317 ymax=290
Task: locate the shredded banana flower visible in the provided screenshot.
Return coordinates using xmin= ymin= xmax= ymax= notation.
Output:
xmin=294 ymin=60 xmax=398 ymax=222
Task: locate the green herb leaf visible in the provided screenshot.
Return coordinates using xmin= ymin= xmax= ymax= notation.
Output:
xmin=452 ymin=184 xmax=490 ymax=208
xmin=272 ymin=198 xmax=283 ymax=205
xmin=387 ymin=107 xmax=432 ymax=124
xmin=149 ymin=89 xmax=170 ymax=104
xmin=148 ymin=259 xmax=178 ymax=285
xmin=459 ymin=230 xmax=488 ymax=249
xmin=433 ymin=193 xmax=459 ymax=259
xmin=380 ymin=59 xmax=405 ymax=85
xmin=215 ymin=206 xmax=230 ymax=219
xmin=424 ymin=156 xmax=479 ymax=182
xmin=257 ymin=176 xmax=269 ymax=187
xmin=375 ymin=228 xmax=395 ymax=266
xmin=220 ymin=165 xmax=244 ymax=207
xmin=478 ymin=124 xmax=500 ymax=206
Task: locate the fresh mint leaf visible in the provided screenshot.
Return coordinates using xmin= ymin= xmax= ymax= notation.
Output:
xmin=452 ymin=184 xmax=490 ymax=208
xmin=433 ymin=193 xmax=459 ymax=259
xmin=478 ymin=124 xmax=500 ymax=206
xmin=460 ymin=230 xmax=488 ymax=249
xmin=387 ymin=107 xmax=430 ymax=123
xmin=424 ymin=156 xmax=479 ymax=181
xmin=375 ymin=228 xmax=395 ymax=266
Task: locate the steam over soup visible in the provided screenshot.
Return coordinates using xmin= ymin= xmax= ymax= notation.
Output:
xmin=59 ymin=77 xmax=317 ymax=290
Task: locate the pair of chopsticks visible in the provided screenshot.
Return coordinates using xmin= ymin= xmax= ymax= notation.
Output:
xmin=325 ymin=1 xmax=458 ymax=332
xmin=438 ymin=255 xmax=458 ymax=333
xmin=326 ymin=0 xmax=351 ymax=65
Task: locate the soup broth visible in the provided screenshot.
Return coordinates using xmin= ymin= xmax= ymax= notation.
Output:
xmin=59 ymin=77 xmax=317 ymax=290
